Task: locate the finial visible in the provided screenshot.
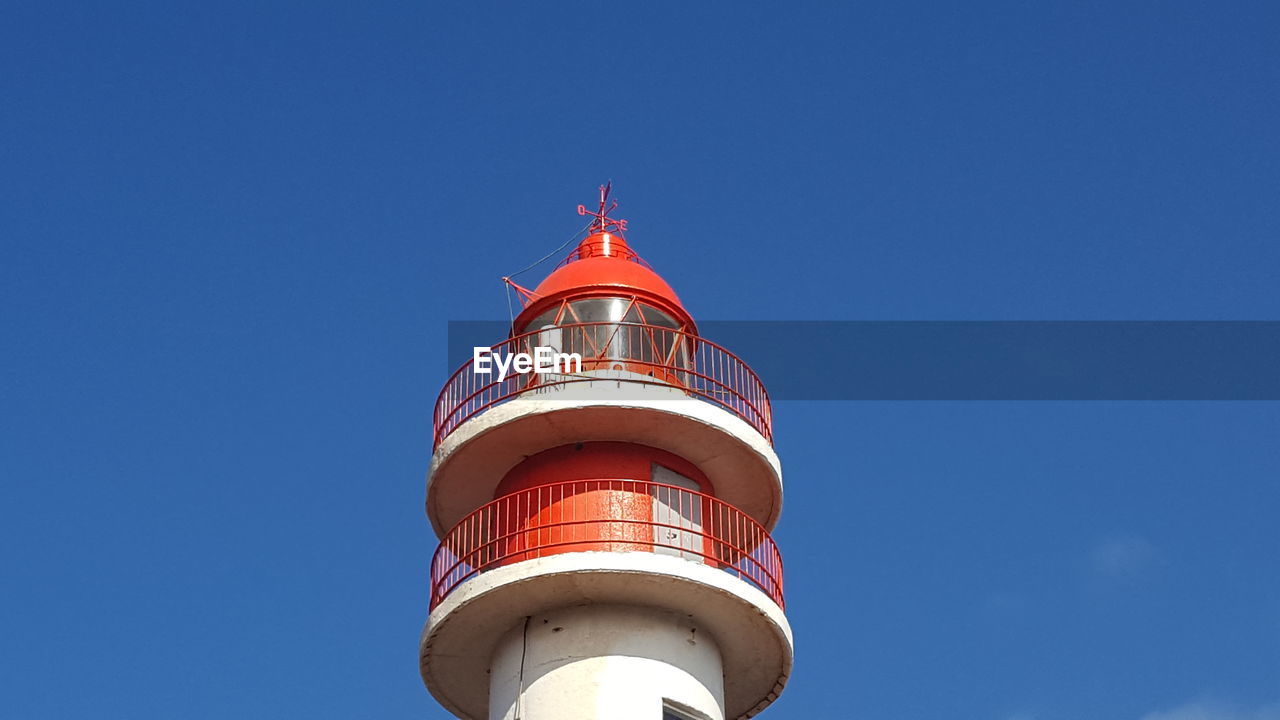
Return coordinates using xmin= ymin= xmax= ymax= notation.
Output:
xmin=576 ymin=181 xmax=628 ymax=235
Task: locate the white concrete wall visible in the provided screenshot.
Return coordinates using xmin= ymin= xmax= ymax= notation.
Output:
xmin=421 ymin=551 xmax=792 ymax=720
xmin=488 ymin=604 xmax=724 ymax=720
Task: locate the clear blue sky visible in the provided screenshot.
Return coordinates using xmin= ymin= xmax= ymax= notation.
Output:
xmin=3 ymin=2 xmax=1278 ymax=719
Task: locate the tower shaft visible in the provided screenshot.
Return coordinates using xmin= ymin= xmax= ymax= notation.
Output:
xmin=489 ymin=604 xmax=724 ymax=720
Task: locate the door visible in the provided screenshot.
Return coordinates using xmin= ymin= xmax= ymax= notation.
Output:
xmin=651 ymin=463 xmax=703 ymax=561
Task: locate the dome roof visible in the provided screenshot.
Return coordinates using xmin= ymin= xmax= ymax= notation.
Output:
xmin=514 ymin=231 xmax=693 ymax=330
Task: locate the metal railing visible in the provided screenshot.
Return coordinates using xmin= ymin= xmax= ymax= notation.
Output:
xmin=553 ymin=238 xmax=653 ymax=269
xmin=433 ymin=322 xmax=772 ymax=446
xmin=429 ymin=479 xmax=785 ymax=609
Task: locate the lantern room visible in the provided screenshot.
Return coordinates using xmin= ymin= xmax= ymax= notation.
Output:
xmin=505 ymin=194 xmax=696 ymax=385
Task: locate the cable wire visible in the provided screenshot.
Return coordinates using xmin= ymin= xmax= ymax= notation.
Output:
xmin=502 ymin=218 xmax=596 ymax=329
xmin=506 ymin=218 xmax=595 ymax=280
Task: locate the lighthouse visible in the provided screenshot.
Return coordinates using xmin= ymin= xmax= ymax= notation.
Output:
xmin=420 ymin=187 xmax=792 ymax=720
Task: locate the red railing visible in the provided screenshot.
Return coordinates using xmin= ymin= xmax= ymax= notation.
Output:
xmin=433 ymin=322 xmax=772 ymax=446
xmin=429 ymin=479 xmax=785 ymax=609
xmin=554 ymin=238 xmax=653 ymax=269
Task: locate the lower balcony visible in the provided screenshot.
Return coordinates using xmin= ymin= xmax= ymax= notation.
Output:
xmin=428 ymin=478 xmax=785 ymax=610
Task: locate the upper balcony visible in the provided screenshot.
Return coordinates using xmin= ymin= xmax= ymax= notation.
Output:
xmin=433 ymin=321 xmax=773 ymax=448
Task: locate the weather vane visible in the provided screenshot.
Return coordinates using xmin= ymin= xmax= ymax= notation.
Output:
xmin=577 ymin=181 xmax=628 ymax=234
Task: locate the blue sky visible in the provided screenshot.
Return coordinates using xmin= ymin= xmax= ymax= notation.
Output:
xmin=2 ymin=2 xmax=1278 ymax=719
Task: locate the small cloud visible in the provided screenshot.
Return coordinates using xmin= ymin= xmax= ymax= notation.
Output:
xmin=1093 ymin=535 xmax=1158 ymax=579
xmin=1140 ymin=700 xmax=1280 ymax=720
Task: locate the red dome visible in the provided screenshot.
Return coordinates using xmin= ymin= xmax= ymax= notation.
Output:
xmin=514 ymin=231 xmax=693 ymax=330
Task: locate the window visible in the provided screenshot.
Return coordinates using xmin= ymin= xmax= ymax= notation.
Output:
xmin=519 ymin=298 xmax=691 ymax=377
xmin=661 ymin=701 xmax=708 ymax=720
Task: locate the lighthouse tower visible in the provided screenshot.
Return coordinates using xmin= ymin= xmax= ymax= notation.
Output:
xmin=420 ymin=187 xmax=792 ymax=720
